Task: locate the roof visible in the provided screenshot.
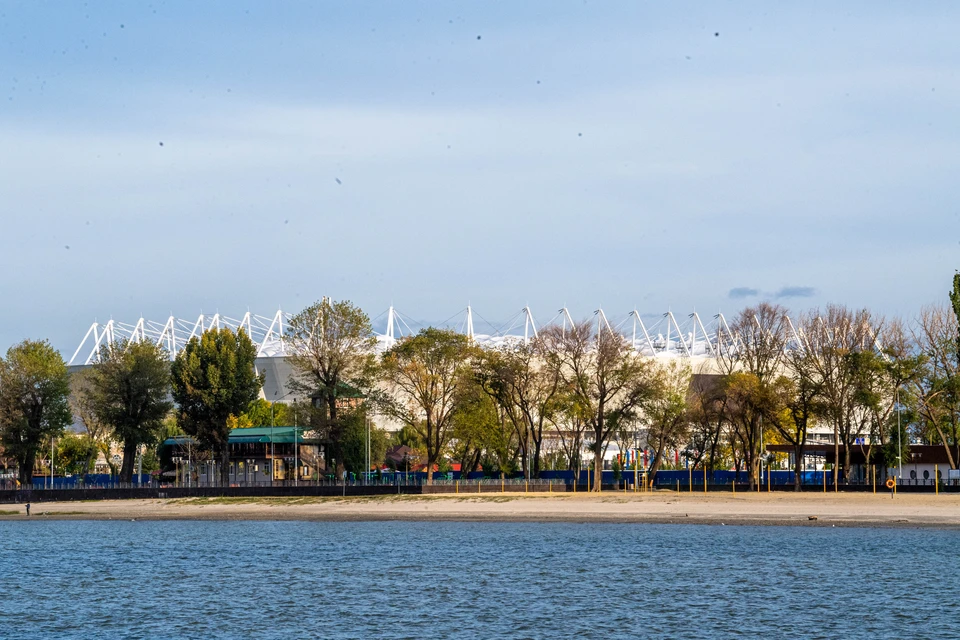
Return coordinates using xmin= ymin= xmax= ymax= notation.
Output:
xmin=163 ymin=426 xmax=315 ymax=447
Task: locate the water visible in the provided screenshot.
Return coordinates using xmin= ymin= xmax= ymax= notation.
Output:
xmin=0 ymin=520 xmax=954 ymax=638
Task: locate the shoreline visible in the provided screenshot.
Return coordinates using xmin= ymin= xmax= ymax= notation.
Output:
xmin=3 ymin=493 xmax=960 ymax=529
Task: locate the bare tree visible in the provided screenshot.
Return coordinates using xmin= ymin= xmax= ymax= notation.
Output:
xmin=758 ymin=314 xmax=824 ymax=491
xmin=540 ymin=320 xmax=655 ymax=491
xmin=718 ymin=302 xmax=790 ymax=489
xmin=686 ymin=367 xmax=729 ymax=471
xmin=911 ymin=304 xmax=960 ymax=468
xmin=803 ymin=305 xmax=881 ymax=485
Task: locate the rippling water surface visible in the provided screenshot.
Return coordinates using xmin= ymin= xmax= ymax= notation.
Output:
xmin=0 ymin=520 xmax=955 ymax=638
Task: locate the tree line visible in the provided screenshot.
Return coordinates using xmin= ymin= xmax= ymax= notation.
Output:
xmin=1 ymin=276 xmax=958 ymax=491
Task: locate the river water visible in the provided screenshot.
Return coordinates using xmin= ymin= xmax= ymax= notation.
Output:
xmin=0 ymin=520 xmax=954 ymax=638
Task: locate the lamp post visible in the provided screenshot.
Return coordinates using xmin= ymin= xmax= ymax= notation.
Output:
xmin=896 ymin=388 xmax=903 ymax=481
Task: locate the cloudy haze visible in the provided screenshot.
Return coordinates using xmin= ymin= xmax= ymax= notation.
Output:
xmin=1 ymin=1 xmax=958 ymax=353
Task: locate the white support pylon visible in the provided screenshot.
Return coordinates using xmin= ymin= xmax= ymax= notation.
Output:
xmin=631 ymin=311 xmax=657 ymax=355
xmin=466 ymin=305 xmax=475 ymax=342
xmin=523 ymin=306 xmax=537 ymax=343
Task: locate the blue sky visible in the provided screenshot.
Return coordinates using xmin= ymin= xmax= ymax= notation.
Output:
xmin=1 ymin=1 xmax=958 ymax=353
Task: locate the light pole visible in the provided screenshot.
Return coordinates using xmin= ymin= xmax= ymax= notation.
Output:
xmin=896 ymin=388 xmax=903 ymax=480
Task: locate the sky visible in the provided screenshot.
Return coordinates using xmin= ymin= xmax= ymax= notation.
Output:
xmin=1 ymin=1 xmax=958 ymax=354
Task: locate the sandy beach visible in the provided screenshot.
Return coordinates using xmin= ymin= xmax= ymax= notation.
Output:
xmin=4 ymin=492 xmax=960 ymax=528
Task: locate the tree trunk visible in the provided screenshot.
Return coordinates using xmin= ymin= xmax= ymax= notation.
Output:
xmin=425 ymin=454 xmax=434 ymax=485
xmin=932 ymin=423 xmax=957 ymax=469
xmin=220 ymin=443 xmax=231 ymax=487
xmin=119 ymin=440 xmax=138 ymax=483
xmin=593 ymin=449 xmax=603 ymax=492
xmin=17 ymin=451 xmax=36 ymax=486
xmin=843 ymin=445 xmax=852 ymax=485
xmin=648 ymin=446 xmax=665 ymax=487
xmin=84 ymin=446 xmax=99 ymax=477
xmin=532 ymin=434 xmax=542 ymax=479
xmin=833 ymin=424 xmax=839 ymax=490
xmin=793 ymin=442 xmax=804 ymax=492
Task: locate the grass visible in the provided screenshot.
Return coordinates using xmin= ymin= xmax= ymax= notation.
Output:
xmin=0 ymin=510 xmax=19 ymax=516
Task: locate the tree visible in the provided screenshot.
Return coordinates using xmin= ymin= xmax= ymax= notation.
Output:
xmin=170 ymin=328 xmax=263 ymax=486
xmin=83 ymin=340 xmax=172 ymax=482
xmin=643 ymin=360 xmax=692 ymax=484
xmin=287 ymin=298 xmax=377 ymax=463
xmin=380 ymin=328 xmax=473 ymax=485
xmin=55 ymin=433 xmax=99 ymax=476
xmin=911 ymin=304 xmax=960 ymax=467
xmin=718 ymin=303 xmax=789 ymax=489
xmin=241 ymin=398 xmax=292 ymax=428
xmin=541 ymin=320 xmax=656 ymax=491
xmin=474 ymin=339 xmax=562 ymax=478
xmin=69 ymin=367 xmax=115 ymax=475
xmin=805 ymin=305 xmax=882 ymax=484
xmin=0 ymin=340 xmax=72 ymax=484
xmin=449 ymin=378 xmax=504 ymax=476
xmin=686 ymin=368 xmax=729 ymax=471
xmin=760 ymin=356 xmax=821 ymax=491
xmin=549 ymin=388 xmax=590 ymax=476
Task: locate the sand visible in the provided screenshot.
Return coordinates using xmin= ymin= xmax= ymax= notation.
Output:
xmin=4 ymin=491 xmax=960 ymax=528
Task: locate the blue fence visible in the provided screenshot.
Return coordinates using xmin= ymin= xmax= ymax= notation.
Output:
xmin=652 ymin=470 xmax=835 ymax=487
xmin=25 ymin=474 xmax=154 ymax=489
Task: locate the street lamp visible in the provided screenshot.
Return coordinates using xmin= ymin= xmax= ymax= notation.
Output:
xmin=896 ymin=388 xmax=903 ymax=481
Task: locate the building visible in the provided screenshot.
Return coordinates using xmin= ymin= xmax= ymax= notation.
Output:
xmin=158 ymin=427 xmax=324 ymax=486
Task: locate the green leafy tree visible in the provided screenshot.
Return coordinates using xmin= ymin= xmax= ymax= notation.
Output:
xmin=84 ymin=340 xmax=172 ymax=482
xmin=950 ymin=272 xmax=960 ymax=366
xmin=55 ymin=433 xmax=99 ymax=476
xmin=451 ymin=379 xmax=516 ymax=477
xmin=381 ymin=328 xmax=474 ymax=484
xmin=170 ymin=328 xmax=263 ymax=485
xmin=643 ymin=360 xmax=692 ymax=484
xmin=0 ymin=340 xmax=72 ymax=484
xmin=287 ymin=298 xmax=377 ymax=462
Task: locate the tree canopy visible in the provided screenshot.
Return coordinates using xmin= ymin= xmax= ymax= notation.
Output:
xmin=83 ymin=340 xmax=172 ymax=482
xmin=170 ymin=328 xmax=263 ymax=485
xmin=0 ymin=340 xmax=72 ymax=484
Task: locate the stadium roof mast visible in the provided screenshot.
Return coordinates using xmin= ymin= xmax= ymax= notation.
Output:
xmin=630 ymin=310 xmax=657 ymax=355
xmin=523 ymin=306 xmax=537 ymax=343
xmin=465 ymin=304 xmax=475 ymax=342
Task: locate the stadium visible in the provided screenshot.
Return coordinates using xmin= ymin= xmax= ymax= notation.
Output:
xmin=65 ymin=304 xmax=766 ymax=398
